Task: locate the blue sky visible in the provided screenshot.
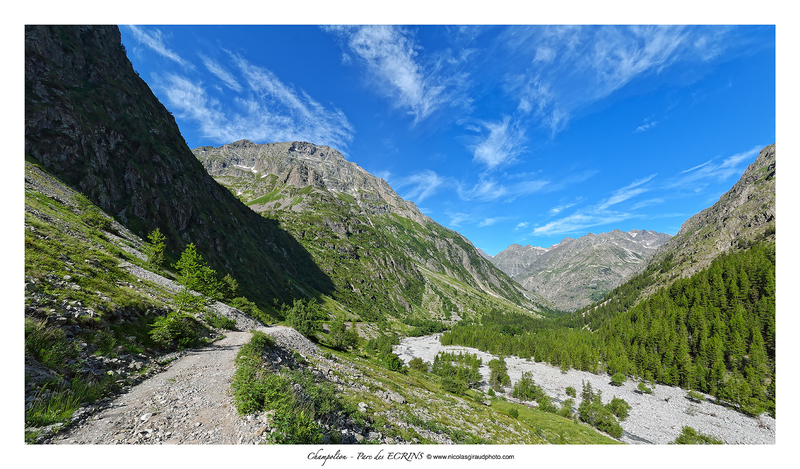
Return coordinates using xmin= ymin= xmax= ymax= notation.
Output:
xmin=119 ymin=24 xmax=775 ymax=255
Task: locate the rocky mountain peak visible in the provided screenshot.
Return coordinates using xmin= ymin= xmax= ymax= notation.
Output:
xmin=194 ymin=141 xmax=431 ymax=226
xmin=646 ymin=143 xmax=775 ymax=284
xmin=491 ymin=228 xmax=672 ymax=311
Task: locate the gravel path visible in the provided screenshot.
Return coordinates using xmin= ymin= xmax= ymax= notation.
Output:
xmin=394 ymin=334 xmax=775 ymax=445
xmin=49 ymin=326 xmax=302 ymax=445
xmin=51 ymin=330 xmax=251 ymax=444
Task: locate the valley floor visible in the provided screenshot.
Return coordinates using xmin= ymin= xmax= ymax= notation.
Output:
xmin=394 ymin=334 xmax=775 ymax=444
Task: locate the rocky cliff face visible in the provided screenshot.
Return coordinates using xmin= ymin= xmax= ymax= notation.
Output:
xmin=645 ymin=143 xmax=776 ymax=286
xmin=193 ymin=141 xmax=551 ymax=319
xmin=196 ymin=140 xmax=431 ymax=226
xmin=24 ymin=25 xmax=333 ymax=309
xmin=492 ymin=229 xmax=671 ymax=312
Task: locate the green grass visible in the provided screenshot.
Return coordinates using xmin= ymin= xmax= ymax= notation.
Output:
xmin=490 ymin=399 xmax=621 ymax=444
xmin=25 ymin=374 xmax=119 ymax=431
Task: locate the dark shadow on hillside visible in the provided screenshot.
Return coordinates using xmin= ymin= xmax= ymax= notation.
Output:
xmin=24 ymin=25 xmax=335 ymax=312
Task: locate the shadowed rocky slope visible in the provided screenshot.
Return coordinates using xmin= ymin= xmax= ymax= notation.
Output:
xmin=25 ymin=25 xmax=333 ymax=309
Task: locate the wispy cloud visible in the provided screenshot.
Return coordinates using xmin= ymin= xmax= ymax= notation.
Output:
xmin=499 ymin=25 xmax=736 ymax=138
xmin=456 ymin=175 xmax=548 ymax=203
xmin=199 ymin=54 xmax=242 ymax=92
xmin=631 ymin=198 xmax=664 ymax=210
xmin=549 ymin=200 xmax=580 ymax=215
xmin=636 ymin=119 xmax=658 ymax=132
xmin=125 ymin=25 xmax=194 ymax=70
xmin=325 ymin=25 xmax=470 ymax=124
xmin=394 ymin=170 xmax=450 ymax=202
xmin=597 ymin=174 xmax=657 ymax=210
xmin=446 ymin=211 xmax=474 ymax=228
xmin=125 ymin=26 xmax=355 ymax=150
xmin=667 ymin=145 xmax=762 ymax=188
xmin=533 ymin=175 xmax=655 ymax=236
xmin=152 ymin=54 xmax=354 ymax=150
xmin=479 ymin=217 xmax=509 ymax=227
xmin=471 ymin=117 xmax=527 ymax=170
xmin=532 ymin=211 xmax=637 ymax=236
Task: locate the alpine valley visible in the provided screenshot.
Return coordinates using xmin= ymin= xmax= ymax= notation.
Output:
xmin=24 ymin=25 xmax=776 ymax=447
xmin=489 ymin=229 xmax=673 ymax=312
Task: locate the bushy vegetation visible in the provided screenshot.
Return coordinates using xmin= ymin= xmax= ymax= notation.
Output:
xmin=231 ymin=331 xmax=348 ymax=443
xmin=327 ymin=318 xmax=359 ymax=351
xmin=577 ymin=381 xmax=624 ymax=439
xmin=512 ymin=372 xmax=558 ymax=413
xmin=149 ymin=311 xmax=208 ymax=349
xmin=431 ymin=351 xmax=482 ymax=394
xmin=204 ymin=311 xmax=237 ymax=330
xmin=672 ymin=426 xmax=723 ymax=445
xmin=364 ymin=333 xmax=406 ymax=372
xmin=408 ymin=357 xmax=429 ymax=372
xmin=280 ymin=299 xmax=326 ymax=341
xmin=488 ymin=357 xmax=510 ymax=391
xmin=143 ymin=228 xmax=166 ymax=270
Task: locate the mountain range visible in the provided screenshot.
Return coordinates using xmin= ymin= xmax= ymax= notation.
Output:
xmin=193 ymin=139 xmax=552 ymax=321
xmin=490 ymin=229 xmax=672 ymax=311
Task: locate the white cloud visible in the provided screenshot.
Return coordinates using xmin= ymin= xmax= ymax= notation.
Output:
xmin=532 ymin=211 xmax=637 ymax=236
xmin=446 ymin=211 xmax=473 ymax=228
xmin=471 ymin=117 xmax=526 ymax=169
xmin=499 ymin=25 xmax=737 ymax=139
xmin=199 ymin=54 xmax=242 ymax=92
xmin=631 ymin=198 xmax=664 ymax=210
xmin=549 ymin=201 xmax=579 ymax=215
xmin=457 ymin=177 xmax=507 ymax=202
xmin=479 ymin=217 xmax=508 ymax=227
xmin=155 ymin=61 xmax=355 ymax=150
xmin=667 ymin=145 xmax=762 ymax=188
xmin=325 ymin=25 xmax=470 ymax=124
xmin=636 ymin=120 xmax=658 ymax=132
xmin=125 ymin=25 xmax=194 ymax=70
xmin=394 ymin=170 xmax=449 ymax=202
xmin=597 ymin=174 xmax=657 ymax=210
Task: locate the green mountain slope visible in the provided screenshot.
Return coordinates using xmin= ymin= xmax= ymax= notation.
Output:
xmin=193 ymin=140 xmax=554 ymax=323
xmin=443 ymin=144 xmax=776 ymax=416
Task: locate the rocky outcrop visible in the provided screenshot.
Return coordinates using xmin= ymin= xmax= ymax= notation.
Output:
xmin=492 ymin=229 xmax=672 ymax=312
xmin=645 ymin=143 xmax=775 ymax=284
xmin=195 ymin=140 xmax=432 ymax=226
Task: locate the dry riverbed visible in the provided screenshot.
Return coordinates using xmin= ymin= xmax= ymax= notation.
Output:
xmin=394 ymin=334 xmax=775 ymax=445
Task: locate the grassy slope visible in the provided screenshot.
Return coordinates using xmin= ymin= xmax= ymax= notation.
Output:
xmin=207 ymin=172 xmax=552 ymax=327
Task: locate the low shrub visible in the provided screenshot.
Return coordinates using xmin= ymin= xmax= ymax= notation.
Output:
xmin=441 ymin=375 xmax=468 ymax=395
xmin=672 ymin=426 xmax=722 ymax=445
xmin=408 ymin=357 xmax=428 ymax=372
xmin=605 ymin=396 xmax=631 ymax=421
xmin=637 ymin=382 xmax=653 ymax=394
xmin=231 ymin=331 xmax=344 ymax=444
xmin=204 ymin=311 xmax=237 ymax=330
xmin=149 ymin=312 xmax=205 ymax=349
xmin=686 ymin=390 xmax=705 ymax=403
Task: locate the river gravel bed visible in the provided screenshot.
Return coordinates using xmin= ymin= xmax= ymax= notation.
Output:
xmin=394 ymin=334 xmax=775 ymax=445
